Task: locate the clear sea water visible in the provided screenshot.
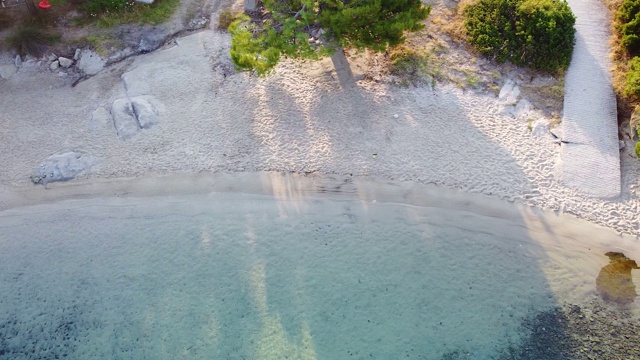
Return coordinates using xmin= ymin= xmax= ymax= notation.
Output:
xmin=0 ymin=185 xmax=637 ymax=359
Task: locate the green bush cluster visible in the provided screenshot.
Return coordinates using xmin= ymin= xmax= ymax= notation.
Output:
xmin=464 ymin=0 xmax=576 ymax=73
xmin=619 ymin=0 xmax=640 ymax=55
xmin=619 ymin=0 xmax=640 ymax=99
xmin=625 ymin=56 xmax=640 ymax=97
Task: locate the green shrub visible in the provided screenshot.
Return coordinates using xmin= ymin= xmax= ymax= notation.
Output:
xmin=619 ymin=1 xmax=640 ymax=56
xmin=625 ymin=56 xmax=640 ymax=97
xmin=635 ymin=141 xmax=640 ymax=157
xmin=5 ymin=26 xmax=59 ymax=57
xmin=464 ymin=0 xmax=576 ymax=72
xmin=618 ymin=0 xmax=640 ymax=23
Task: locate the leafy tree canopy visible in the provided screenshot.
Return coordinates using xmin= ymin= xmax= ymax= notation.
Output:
xmin=229 ymin=0 xmax=431 ymax=76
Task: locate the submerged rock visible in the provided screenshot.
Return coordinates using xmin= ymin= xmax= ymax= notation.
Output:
xmin=596 ymin=252 xmax=639 ymax=306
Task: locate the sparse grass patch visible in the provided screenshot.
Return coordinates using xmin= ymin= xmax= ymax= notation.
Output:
xmin=550 ymin=113 xmax=562 ymax=128
xmin=462 ymin=68 xmax=480 ymax=88
xmin=519 ymin=73 xmax=566 ymax=116
xmin=95 ymin=0 xmax=179 ymax=27
xmin=218 ymin=10 xmax=240 ymax=30
xmin=388 ymin=45 xmax=437 ymax=87
xmin=429 ymin=1 xmax=471 ymax=44
xmin=83 ymin=33 xmax=118 ymax=55
xmin=5 ymin=25 xmax=60 ymax=57
xmin=487 ymin=82 xmax=500 ymax=93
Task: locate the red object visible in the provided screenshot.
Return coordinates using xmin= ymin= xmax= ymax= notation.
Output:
xmin=38 ymin=0 xmax=51 ymax=9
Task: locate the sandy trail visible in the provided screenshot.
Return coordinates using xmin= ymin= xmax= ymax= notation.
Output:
xmin=0 ymin=25 xmax=639 ymax=236
xmin=562 ymin=0 xmax=620 ymax=198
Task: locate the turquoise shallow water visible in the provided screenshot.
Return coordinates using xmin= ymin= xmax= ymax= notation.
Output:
xmin=0 ymin=188 xmax=637 ymax=359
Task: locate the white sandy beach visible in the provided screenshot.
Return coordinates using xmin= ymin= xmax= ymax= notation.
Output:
xmin=1 ymin=25 xmax=640 ymax=237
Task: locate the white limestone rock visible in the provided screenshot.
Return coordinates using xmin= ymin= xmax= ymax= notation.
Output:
xmin=31 ymin=150 xmax=97 ymax=185
xmin=0 ymin=64 xmax=17 ymax=79
xmin=130 ymin=96 xmax=160 ymax=129
xmin=498 ymin=79 xmax=520 ymax=104
xmin=111 ymin=98 xmax=139 ymax=139
xmin=77 ymin=49 xmax=106 ymax=75
xmin=58 ymin=57 xmax=73 ymax=68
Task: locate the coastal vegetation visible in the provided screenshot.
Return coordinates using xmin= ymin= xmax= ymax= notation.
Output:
xmin=617 ymin=0 xmax=640 ymax=103
xmin=5 ymin=25 xmax=59 ymax=57
xmin=601 ymin=0 xmax=640 ymax=149
xmin=1 ymin=0 xmax=178 ymax=56
xmin=463 ymin=0 xmax=576 ymax=73
xmin=228 ymin=0 xmax=431 ymax=76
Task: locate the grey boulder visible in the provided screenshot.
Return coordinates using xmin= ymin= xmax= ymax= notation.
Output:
xmin=31 ymin=150 xmax=97 ymax=185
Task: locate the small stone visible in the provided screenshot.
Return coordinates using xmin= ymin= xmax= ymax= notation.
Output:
xmin=47 ymin=53 xmax=57 ymax=61
xmin=531 ymin=120 xmax=551 ymax=139
xmin=49 ymin=60 xmax=60 ymax=71
xmin=58 ymin=57 xmax=73 ymax=68
xmin=514 ymin=99 xmax=532 ymax=118
xmin=619 ymin=140 xmax=626 ymax=150
xmin=15 ymin=55 xmax=22 ymax=67
xmin=0 ymin=64 xmax=18 ymax=79
xmin=500 ymin=105 xmax=516 ymax=118
xmin=498 ymin=78 xmax=520 ymax=104
xmin=393 ymin=114 xmax=399 ymax=119
xmin=73 ymin=48 xmax=81 ymax=61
